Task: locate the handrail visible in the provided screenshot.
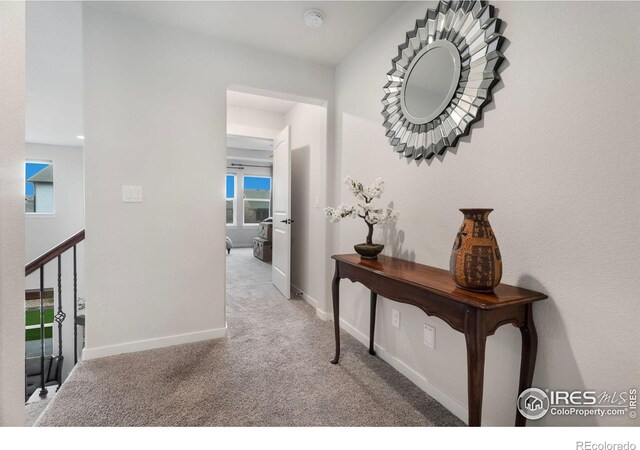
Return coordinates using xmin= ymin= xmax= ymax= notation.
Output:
xmin=25 ymin=230 xmax=85 ymax=276
xmin=24 ymin=229 xmax=85 ymax=400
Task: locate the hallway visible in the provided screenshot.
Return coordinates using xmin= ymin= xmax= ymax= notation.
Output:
xmin=33 ymin=249 xmax=461 ymax=426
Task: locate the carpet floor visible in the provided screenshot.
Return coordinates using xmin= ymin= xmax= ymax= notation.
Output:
xmin=34 ymin=248 xmax=462 ymax=426
xmin=26 ymin=398 xmax=50 ymax=426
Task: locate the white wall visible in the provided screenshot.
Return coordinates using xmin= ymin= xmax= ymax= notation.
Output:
xmin=333 ymin=1 xmax=640 ymax=426
xmin=287 ymin=103 xmax=328 ymax=313
xmin=0 ymin=1 xmax=26 ymax=426
xmin=25 ymin=144 xmax=84 ymax=261
xmin=25 ymin=143 xmax=85 ymax=379
xmin=26 ymin=1 xmax=83 ymax=147
xmin=82 ymin=6 xmax=333 ymax=359
xmin=227 ymin=105 xmax=285 ymax=140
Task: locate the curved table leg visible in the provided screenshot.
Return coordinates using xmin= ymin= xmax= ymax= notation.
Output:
xmin=369 ymin=291 xmax=377 ymax=355
xmin=465 ymin=307 xmax=487 ymax=427
xmin=330 ymin=265 xmax=341 ymax=364
xmin=515 ymin=303 xmax=538 ymax=426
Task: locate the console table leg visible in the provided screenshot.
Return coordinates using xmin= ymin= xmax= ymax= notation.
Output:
xmin=515 ymin=303 xmax=538 ymax=426
xmin=369 ymin=291 xmax=377 ymax=355
xmin=330 ymin=267 xmax=341 ymax=364
xmin=465 ymin=308 xmax=487 ymax=427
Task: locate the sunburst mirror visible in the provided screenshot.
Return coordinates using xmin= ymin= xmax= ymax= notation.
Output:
xmin=382 ymin=0 xmax=504 ymax=162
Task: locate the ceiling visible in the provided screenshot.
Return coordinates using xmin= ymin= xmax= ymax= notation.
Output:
xmin=88 ymin=1 xmax=403 ymax=66
xmin=26 ymin=1 xmax=403 ymax=147
xmin=227 ymin=90 xmax=297 ymax=115
xmin=227 ymin=135 xmax=273 ymax=152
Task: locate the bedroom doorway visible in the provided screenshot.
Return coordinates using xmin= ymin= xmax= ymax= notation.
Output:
xmin=224 ymin=87 xmax=327 ymax=308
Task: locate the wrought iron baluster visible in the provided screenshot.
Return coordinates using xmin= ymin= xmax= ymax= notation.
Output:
xmin=39 ymin=266 xmax=47 ymax=397
xmin=25 ymin=230 xmax=84 ymax=400
xmin=55 ymin=255 xmax=66 ymax=390
xmin=73 ymin=245 xmax=78 ymax=365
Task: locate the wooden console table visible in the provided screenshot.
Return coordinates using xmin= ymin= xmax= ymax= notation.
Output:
xmin=330 ymin=254 xmax=547 ymax=427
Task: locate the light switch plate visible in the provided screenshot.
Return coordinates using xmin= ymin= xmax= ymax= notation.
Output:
xmin=424 ymin=324 xmax=435 ymax=349
xmin=122 ymin=185 xmax=143 ymax=203
xmin=392 ymin=309 xmax=400 ymax=328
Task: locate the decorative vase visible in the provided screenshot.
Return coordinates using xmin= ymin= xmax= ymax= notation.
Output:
xmin=449 ymin=209 xmax=502 ymax=292
xmin=354 ymin=243 xmax=384 ymax=260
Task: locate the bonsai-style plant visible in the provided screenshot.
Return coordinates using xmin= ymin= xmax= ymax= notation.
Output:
xmin=325 ymin=177 xmax=398 ymax=259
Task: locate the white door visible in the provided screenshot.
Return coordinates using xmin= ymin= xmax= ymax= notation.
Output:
xmin=272 ymin=125 xmax=292 ymax=299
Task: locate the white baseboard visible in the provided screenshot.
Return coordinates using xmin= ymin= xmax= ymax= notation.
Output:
xmin=316 ymin=308 xmax=332 ymax=321
xmin=82 ymin=326 xmax=228 ymax=361
xmin=291 ymin=284 xmax=318 ymax=308
xmin=338 ymin=318 xmax=492 ymax=426
xmin=290 ymin=284 xmax=333 ymax=321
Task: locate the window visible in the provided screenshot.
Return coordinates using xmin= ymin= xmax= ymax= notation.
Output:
xmin=243 ymin=176 xmax=271 ymax=225
xmin=226 ymin=174 xmax=236 ymax=225
xmin=25 ymin=161 xmax=54 ymax=214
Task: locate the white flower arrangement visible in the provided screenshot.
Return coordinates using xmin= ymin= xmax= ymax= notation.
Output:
xmin=325 ymin=176 xmax=399 ymax=245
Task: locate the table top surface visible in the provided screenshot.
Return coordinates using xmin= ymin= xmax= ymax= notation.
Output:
xmin=332 ymin=254 xmax=548 ymax=310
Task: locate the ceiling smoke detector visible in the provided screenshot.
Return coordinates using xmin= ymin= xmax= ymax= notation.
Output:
xmin=304 ymin=9 xmax=324 ymax=28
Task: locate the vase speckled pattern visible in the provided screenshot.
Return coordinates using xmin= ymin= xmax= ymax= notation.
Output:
xmin=449 ymin=209 xmax=502 ymax=292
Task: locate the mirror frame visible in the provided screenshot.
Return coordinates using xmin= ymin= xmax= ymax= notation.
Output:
xmin=382 ymin=0 xmax=504 ymax=162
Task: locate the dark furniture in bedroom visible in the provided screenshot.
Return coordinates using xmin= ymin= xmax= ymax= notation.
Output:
xmin=253 ymin=221 xmax=273 ymax=262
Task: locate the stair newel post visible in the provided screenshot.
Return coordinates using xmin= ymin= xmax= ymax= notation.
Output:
xmin=55 ymin=255 xmax=66 ymax=389
xmin=38 ymin=266 xmax=48 ymax=397
xmin=73 ymin=245 xmax=78 ymax=365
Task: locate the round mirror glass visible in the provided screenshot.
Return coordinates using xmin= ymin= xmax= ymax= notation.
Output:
xmin=401 ymin=41 xmax=461 ymax=124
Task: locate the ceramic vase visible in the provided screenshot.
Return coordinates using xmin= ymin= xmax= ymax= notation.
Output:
xmin=449 ymin=209 xmax=502 ymax=292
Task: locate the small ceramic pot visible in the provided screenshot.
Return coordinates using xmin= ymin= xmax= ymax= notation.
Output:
xmin=354 ymin=243 xmax=384 ymax=260
xmin=449 ymin=209 xmax=502 ymax=292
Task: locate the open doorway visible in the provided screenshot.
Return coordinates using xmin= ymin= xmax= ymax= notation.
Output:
xmin=225 ymin=88 xmax=327 ymax=307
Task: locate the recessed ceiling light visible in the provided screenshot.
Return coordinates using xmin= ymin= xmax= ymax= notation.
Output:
xmin=304 ymin=9 xmax=324 ymax=28
xmin=76 ymin=135 xmax=85 ymax=140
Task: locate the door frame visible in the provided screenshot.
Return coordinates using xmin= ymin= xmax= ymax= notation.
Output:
xmin=225 ymin=84 xmax=331 ymax=317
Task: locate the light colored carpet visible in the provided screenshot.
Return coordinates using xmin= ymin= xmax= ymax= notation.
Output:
xmin=34 ymin=248 xmax=462 ymax=426
xmin=26 ymin=398 xmax=51 ymax=426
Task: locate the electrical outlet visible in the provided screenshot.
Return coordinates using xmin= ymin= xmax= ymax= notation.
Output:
xmin=391 ymin=309 xmax=400 ymax=328
xmin=424 ymin=324 xmax=435 ymax=349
